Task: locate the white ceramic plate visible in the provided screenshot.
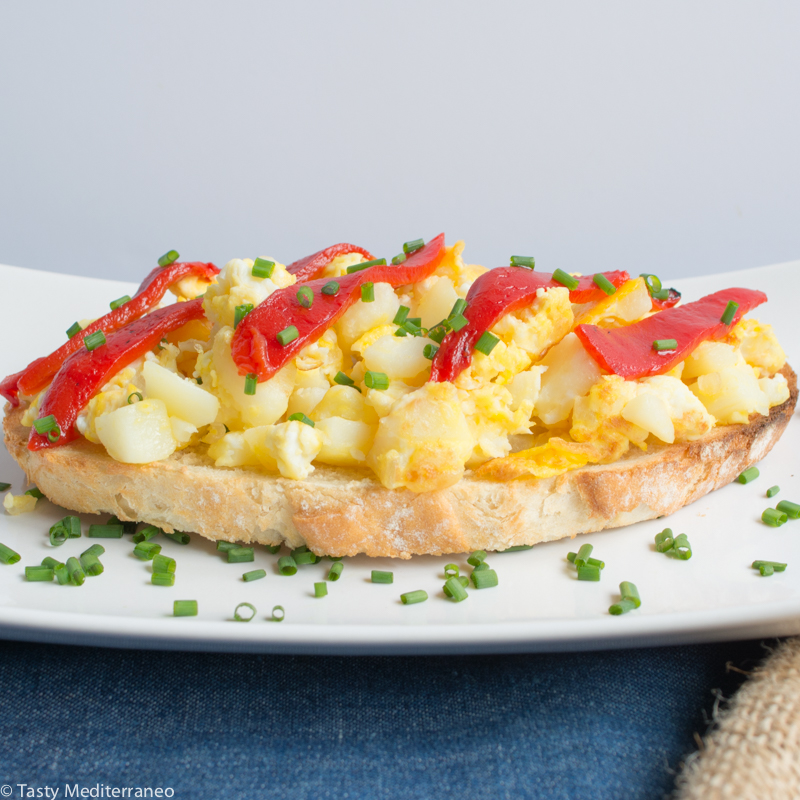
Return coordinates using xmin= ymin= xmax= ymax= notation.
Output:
xmin=0 ymin=260 xmax=798 ymax=654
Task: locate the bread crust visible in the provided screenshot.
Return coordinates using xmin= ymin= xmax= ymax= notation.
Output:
xmin=4 ymin=365 xmax=797 ymax=558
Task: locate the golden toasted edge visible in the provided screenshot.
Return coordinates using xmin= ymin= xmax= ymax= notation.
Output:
xmin=3 ymin=365 xmax=797 ymax=558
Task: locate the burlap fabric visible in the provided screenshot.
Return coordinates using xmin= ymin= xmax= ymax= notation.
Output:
xmin=675 ymin=637 xmax=800 ymax=799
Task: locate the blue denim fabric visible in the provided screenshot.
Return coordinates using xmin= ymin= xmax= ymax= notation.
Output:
xmin=0 ymin=640 xmax=767 ymax=800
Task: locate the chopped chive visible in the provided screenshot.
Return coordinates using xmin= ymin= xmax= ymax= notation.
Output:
xmin=574 ymin=544 xmax=594 ymax=568
xmin=449 ymin=314 xmax=468 ymax=332
xmin=244 ymin=373 xmax=258 ymax=395
xmin=294 ymin=551 xmax=317 ymax=566
xmin=49 ymin=523 xmax=69 ymax=547
xmin=401 ymin=590 xmax=428 ymax=605
xmin=762 ymin=508 xmax=788 ymax=527
xmin=227 ymin=547 xmax=254 ymax=564
xmin=776 ymin=500 xmax=800 ymax=520
xmin=328 ymin=555 xmax=343 ymax=561
xmin=443 ymin=576 xmax=468 ymax=602
xmin=346 ymin=258 xmax=386 ymax=273
xmin=567 ymin=551 xmax=577 ymax=563
xmin=46 ymin=427 xmax=61 ymax=443
xmin=552 ymin=268 xmax=579 ymax=291
xmin=0 ymin=543 xmax=21 ymax=565
xmin=126 ymin=391 xmax=144 ymax=405
xmin=278 ymin=556 xmax=297 ymax=575
xmin=475 ymin=332 xmax=500 ymax=356
xmin=422 ymin=344 xmax=439 ymax=360
xmin=266 ymin=544 xmax=282 ymax=554
xmin=371 ymin=570 xmax=393 ymax=584
xmin=333 ymin=371 xmax=356 ymax=388
xmin=151 ymin=572 xmax=175 ymax=586
xmin=66 ymin=321 xmax=82 ymax=339
xmin=234 ymin=302 xmax=254 ymax=328
xmin=288 ymin=412 xmax=315 ymax=427
xmin=609 ymin=599 xmax=638 ymax=615
xmin=472 ymin=562 xmax=490 ymax=572
xmin=759 ymin=564 xmax=775 ymax=576
xmin=593 ymin=274 xmax=616 ymax=295
xmin=328 ymin=562 xmax=344 ymax=581
xmin=296 ymin=287 xmax=314 ymax=309
xmin=33 ymin=415 xmax=58 ymax=435
xmin=158 ymin=249 xmax=180 ymax=267
xmin=365 ymin=371 xmax=389 ymax=391
xmin=653 ymin=339 xmax=678 ymax=352
xmin=66 ymin=556 xmax=85 ymax=586
xmin=619 ymin=581 xmax=641 ymax=607
xmin=26 ymin=566 xmax=54 ymax=582
xmin=54 ymin=563 xmax=71 ymax=585
xmin=672 ymin=533 xmax=692 ymax=559
xmin=577 ymin=564 xmax=601 ymax=581
xmin=133 ymin=525 xmax=160 ymax=544
xmin=584 ymin=557 xmax=605 ymax=570
xmin=456 ymin=576 xmax=469 ymax=588
xmin=321 ymin=281 xmax=340 ymax=296
xmin=0 ymin=482 xmax=10 ymax=491
xmin=291 ymin=545 xmax=309 ymax=556
xmin=277 ymin=326 xmax=298 ymax=346
xmin=510 ymin=255 xmax=535 ymax=269
xmin=162 ymin=531 xmax=190 ymax=545
xmin=444 ymin=564 xmax=459 ymax=578
xmin=25 ymin=487 xmax=44 ymax=499
xmin=499 ymin=545 xmax=533 ymax=552
xmin=467 ymin=551 xmax=487 ymax=567
xmin=243 ymin=568 xmax=266 ymax=582
xmin=360 ymin=282 xmax=375 ymax=303
xmin=109 ymin=295 xmax=131 ymax=311
xmin=471 ymin=568 xmax=498 ymax=589
xmin=79 ymin=553 xmax=104 ymax=576
xmin=639 ymin=274 xmax=663 ymax=296
xmin=62 ymin=516 xmax=82 ymax=538
xmin=427 ymin=325 xmax=447 ymax=344
xmin=403 ymin=239 xmax=424 ymax=255
xmin=767 ymin=486 xmax=780 ymax=499
xmin=252 ymin=258 xmax=275 ymax=279
xmin=133 ymin=542 xmax=162 ymax=560
xmin=41 ymin=557 xmax=63 ymax=570
xmin=88 ymin=524 xmax=123 ymax=538
xmin=271 ymin=605 xmax=285 ymax=621
xmin=720 ymin=300 xmax=739 ymax=326
xmin=153 ymin=554 xmax=177 ymax=574
xmin=393 ymin=306 xmax=410 ymax=325
xmin=449 ymin=298 xmax=468 ymax=318
xmin=391 ymin=253 xmax=406 ymax=265
xmin=174 ymin=600 xmax=198 ymax=616
xmin=82 ymin=544 xmax=105 ymax=558
xmin=738 ymin=467 xmax=760 ymax=484
xmin=752 ymin=560 xmax=787 ymax=572
xmin=83 ymin=330 xmax=106 ymax=351
xmin=234 ymin=602 xmax=256 ymax=621
xmin=314 ymin=582 xmax=328 ymax=598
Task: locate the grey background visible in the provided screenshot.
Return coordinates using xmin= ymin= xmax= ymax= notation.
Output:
xmin=1 ymin=0 xmax=798 ymax=281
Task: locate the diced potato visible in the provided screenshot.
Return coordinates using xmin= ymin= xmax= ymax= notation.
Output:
xmin=727 ymin=318 xmax=786 ymax=377
xmin=759 ymin=373 xmax=790 ymax=408
xmin=143 ymin=360 xmax=220 ymax=427
xmin=315 ymin=417 xmax=376 ymax=466
xmin=256 ymin=421 xmax=324 ymax=480
xmin=637 ymin=375 xmax=714 ymax=441
xmin=689 ymin=365 xmax=769 ymax=424
xmin=415 ymin=276 xmax=459 ymax=329
xmin=682 ymin=342 xmax=743 ymax=380
xmin=535 ymin=333 xmax=603 ymax=425
xmin=367 ymin=382 xmax=474 ymax=492
xmin=364 ymin=381 xmax=415 ymax=418
xmin=287 ymin=387 xmax=328 ymax=418
xmin=621 ymin=392 xmax=675 ymax=444
xmin=507 ymin=367 xmax=546 ymax=412
xmin=3 ymin=492 xmax=37 ymax=515
xmin=335 ymin=283 xmax=401 ymax=351
xmin=310 ymin=384 xmax=379 ymax=425
xmin=95 ymin=399 xmax=178 ymax=463
xmin=170 ymin=416 xmax=198 ymax=445
xmin=208 ymin=431 xmax=262 ymax=468
xmin=362 ymin=333 xmax=433 ymax=381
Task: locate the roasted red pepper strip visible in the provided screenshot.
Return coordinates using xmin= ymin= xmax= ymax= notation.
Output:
xmin=28 ymin=299 xmax=206 ymax=451
xmin=575 ymin=287 xmax=767 ymax=379
xmin=233 ymin=234 xmax=446 ymax=381
xmin=287 ymin=243 xmax=375 ymax=283
xmin=429 ymin=268 xmax=630 ymax=383
xmin=1 ymin=261 xmax=218 ymax=406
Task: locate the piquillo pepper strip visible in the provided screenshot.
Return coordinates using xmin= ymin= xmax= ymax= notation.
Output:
xmin=232 ymin=234 xmax=446 ymax=381
xmin=574 ymin=287 xmax=767 ymax=378
xmin=286 ymin=243 xmax=375 ymax=283
xmin=1 ymin=261 xmax=219 ymax=405
xmin=28 ymin=299 xmax=207 ymax=451
xmin=429 ymin=268 xmax=630 ymax=383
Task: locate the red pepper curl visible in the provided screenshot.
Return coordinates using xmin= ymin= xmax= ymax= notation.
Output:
xmin=287 ymin=243 xmax=375 ymax=283
xmin=1 ymin=261 xmax=218 ymax=406
xmin=429 ymin=268 xmax=630 ymax=384
xmin=232 ymin=235 xmax=446 ymax=382
xmin=28 ymin=299 xmax=207 ymax=451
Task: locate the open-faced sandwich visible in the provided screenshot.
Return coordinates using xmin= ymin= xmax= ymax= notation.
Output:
xmin=2 ymin=235 xmax=796 ymax=557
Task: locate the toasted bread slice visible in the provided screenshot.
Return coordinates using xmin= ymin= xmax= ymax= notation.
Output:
xmin=3 ymin=365 xmax=796 ymax=558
